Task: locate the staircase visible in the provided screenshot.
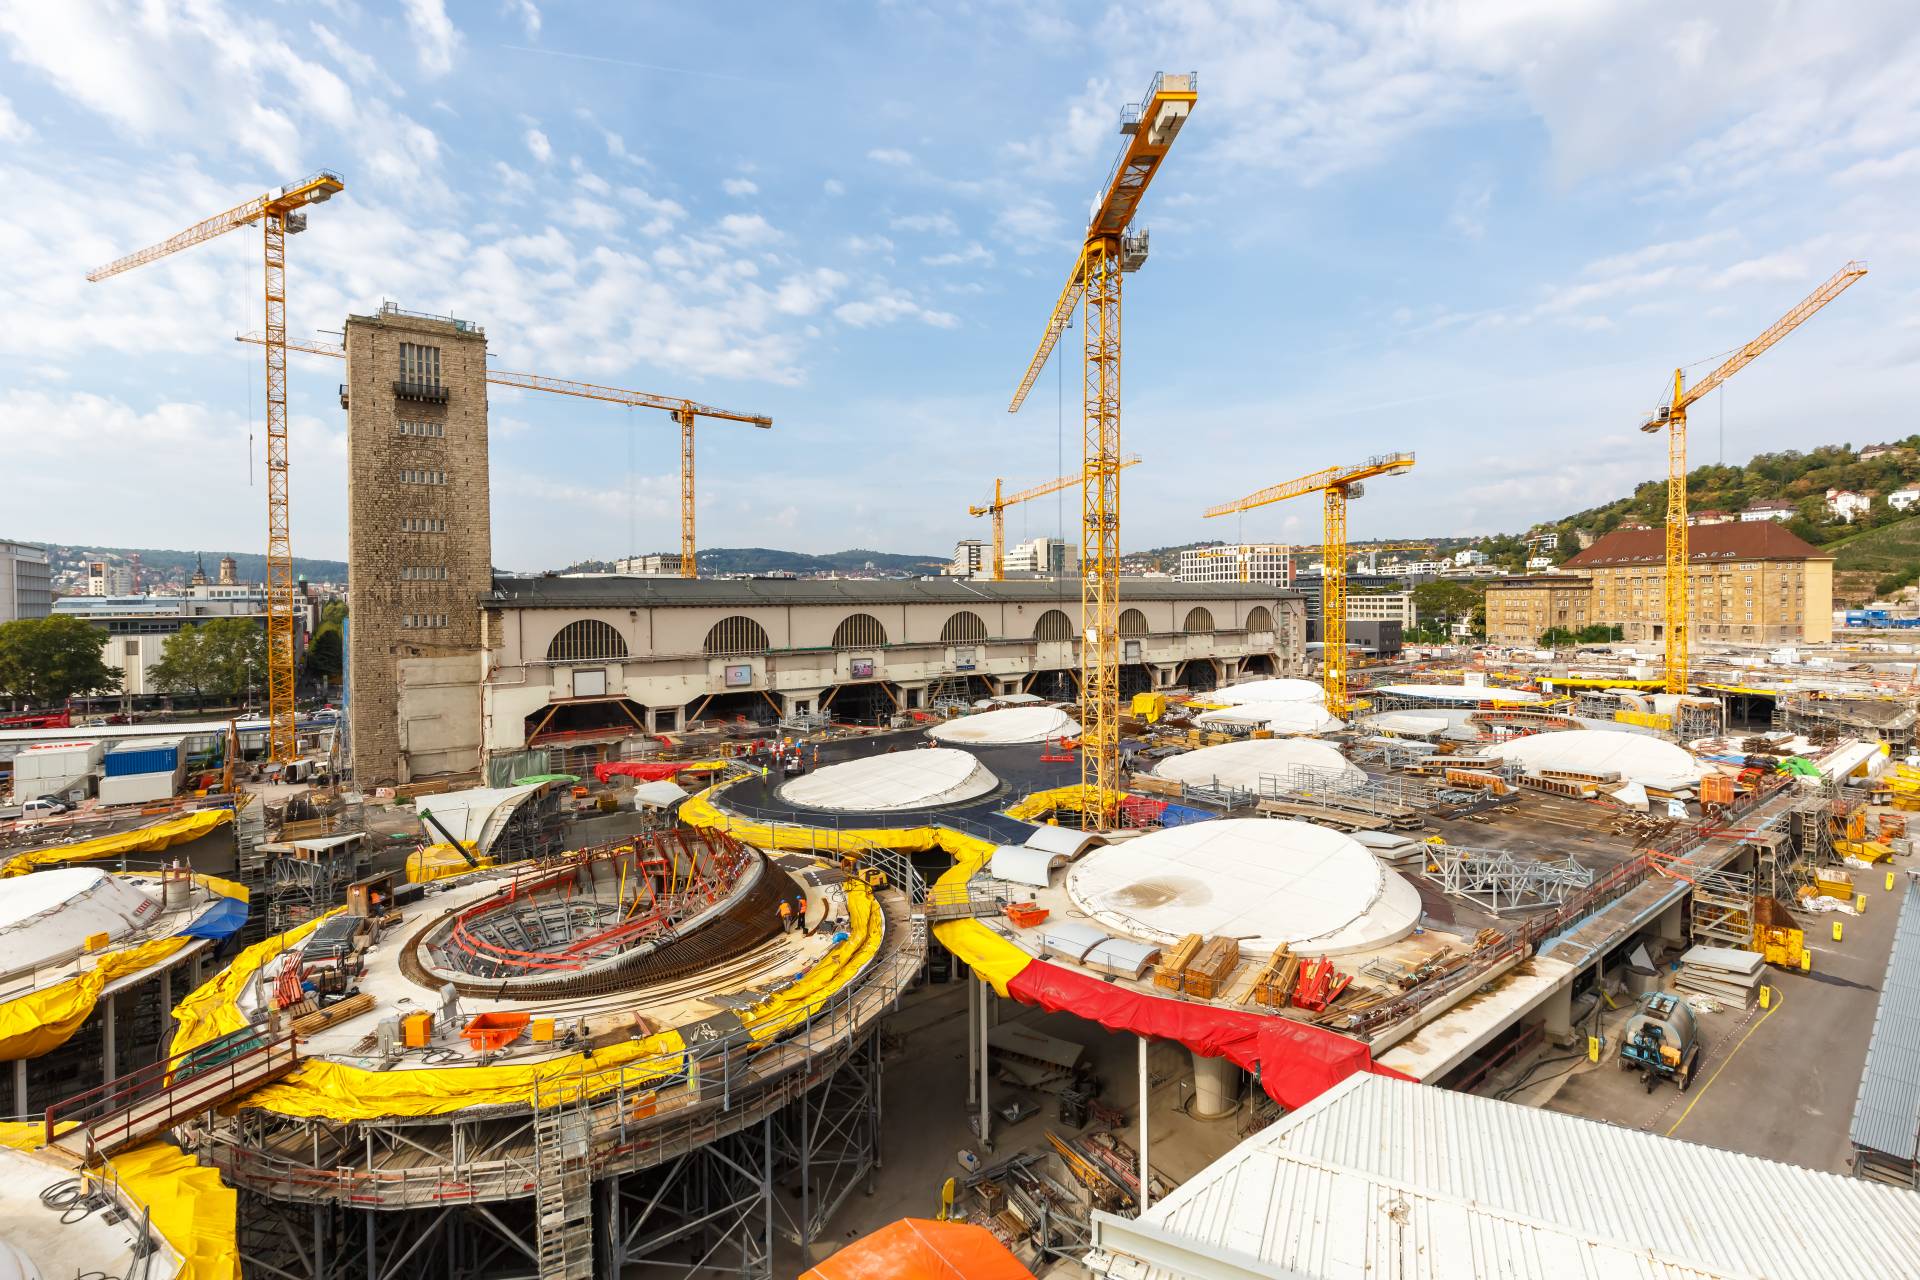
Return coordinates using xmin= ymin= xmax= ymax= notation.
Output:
xmin=532 ymin=1083 xmax=595 ymax=1280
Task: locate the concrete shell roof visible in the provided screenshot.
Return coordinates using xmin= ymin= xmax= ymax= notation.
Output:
xmin=1490 ymin=728 xmax=1703 ymax=784
xmin=778 ymin=747 xmax=997 ymax=811
xmin=1376 ymin=683 xmax=1545 ymax=704
xmin=1152 ymin=737 xmax=1366 ymax=791
xmin=1194 ymin=703 xmax=1344 ymax=736
xmin=1209 ymin=677 xmax=1327 ymax=705
xmin=927 ymin=705 xmax=1081 ymax=745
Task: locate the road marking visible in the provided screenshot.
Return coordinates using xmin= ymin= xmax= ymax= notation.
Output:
xmin=1666 ymin=990 xmax=1784 ymax=1138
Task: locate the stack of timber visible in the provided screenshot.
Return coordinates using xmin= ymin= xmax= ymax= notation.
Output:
xmin=1244 ymin=944 xmax=1300 ymax=1010
xmin=1152 ymin=934 xmax=1203 ymax=992
xmin=1183 ymin=937 xmax=1240 ymax=999
xmin=1675 ymin=945 xmax=1764 ymax=1007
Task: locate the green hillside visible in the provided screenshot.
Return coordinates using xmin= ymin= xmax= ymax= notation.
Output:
xmin=1830 ymin=516 xmax=1920 ymax=599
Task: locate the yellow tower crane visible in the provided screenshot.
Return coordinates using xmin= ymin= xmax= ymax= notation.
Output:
xmin=240 ymin=333 xmax=771 ymax=577
xmin=88 ymin=171 xmax=345 ymax=764
xmin=1204 ymin=453 xmax=1415 ymax=712
xmin=969 ymin=457 xmax=1142 ymax=581
xmin=1639 ymin=261 xmax=1866 ymax=694
xmin=1008 ymin=72 xmax=1197 ymax=828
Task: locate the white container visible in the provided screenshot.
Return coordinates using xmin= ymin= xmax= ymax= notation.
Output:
xmin=98 ymin=772 xmax=178 ymax=807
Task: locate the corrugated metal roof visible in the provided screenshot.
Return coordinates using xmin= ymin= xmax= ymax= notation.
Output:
xmin=1852 ymin=877 xmax=1920 ymax=1162
xmin=1091 ymin=1074 xmax=1920 ymax=1280
xmin=486 ymin=574 xmax=1296 ymax=609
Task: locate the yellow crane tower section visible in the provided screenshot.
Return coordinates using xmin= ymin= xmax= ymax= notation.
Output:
xmin=969 ymin=456 xmax=1142 ymax=581
xmin=1639 ymin=261 xmax=1865 ymax=694
xmin=1008 ymin=72 xmax=1196 ymax=830
xmin=1204 ymin=453 xmax=1414 ymax=713
xmin=89 ymin=170 xmax=345 ymax=764
xmin=240 ymin=334 xmax=771 ymax=577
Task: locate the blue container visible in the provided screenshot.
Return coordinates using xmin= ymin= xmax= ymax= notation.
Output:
xmin=105 ymin=743 xmax=180 ymax=777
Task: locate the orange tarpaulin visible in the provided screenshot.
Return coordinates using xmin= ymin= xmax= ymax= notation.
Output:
xmin=801 ymin=1219 xmax=1034 ymax=1280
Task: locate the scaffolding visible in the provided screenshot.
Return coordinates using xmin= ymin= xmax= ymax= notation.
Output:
xmin=1690 ymin=867 xmax=1756 ymax=948
xmin=1420 ymin=845 xmax=1595 ymax=913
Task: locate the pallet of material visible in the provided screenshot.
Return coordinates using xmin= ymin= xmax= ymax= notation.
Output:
xmin=1539 ymin=767 xmax=1621 ymax=785
xmin=1518 ymin=773 xmax=1595 ymax=799
xmin=1675 ymin=945 xmax=1764 ymax=1007
xmin=1152 ymin=933 xmax=1203 ymax=991
xmin=1242 ymin=944 xmax=1294 ymax=1007
xmin=1254 ymin=798 xmax=1391 ymax=832
xmin=291 ymin=991 xmax=376 ymax=1035
xmin=1444 ymin=769 xmax=1510 ymax=795
xmin=1183 ymin=937 xmax=1240 ymax=1000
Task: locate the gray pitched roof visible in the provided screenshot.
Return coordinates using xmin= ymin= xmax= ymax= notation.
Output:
xmin=487 ymin=575 xmax=1297 ymax=609
xmin=1852 ymin=876 xmax=1920 ymax=1162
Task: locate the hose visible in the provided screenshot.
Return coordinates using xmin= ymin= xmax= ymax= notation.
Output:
xmin=40 ymin=1176 xmax=99 ymax=1224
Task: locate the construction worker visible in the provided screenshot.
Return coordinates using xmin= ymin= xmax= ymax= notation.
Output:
xmin=778 ymin=899 xmax=794 ymax=933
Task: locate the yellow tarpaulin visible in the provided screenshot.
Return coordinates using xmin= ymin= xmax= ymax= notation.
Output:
xmin=1003 ymin=784 xmax=1125 ymax=822
xmin=405 ymin=839 xmax=484 ymax=882
xmin=171 ymin=909 xmax=340 ymax=1060
xmin=1130 ymin=692 xmax=1168 ymax=723
xmin=0 ymin=934 xmax=193 ymax=1059
xmin=0 ymin=1125 xmax=237 ymax=1280
xmin=0 ymin=807 xmax=234 ymax=878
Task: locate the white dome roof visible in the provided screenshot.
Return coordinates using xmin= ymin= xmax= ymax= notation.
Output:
xmin=1194 ymin=703 xmax=1345 ymax=736
xmin=1490 ymin=729 xmax=1703 ymax=785
xmin=1210 ymin=678 xmax=1327 ymax=706
xmin=927 ymin=705 xmax=1082 ymax=745
xmin=1066 ymin=818 xmax=1420 ymax=954
xmin=1152 ymin=737 xmax=1365 ymax=791
xmin=779 ymin=747 xmax=997 ymax=811
xmin=1375 ymin=683 xmax=1544 ymax=704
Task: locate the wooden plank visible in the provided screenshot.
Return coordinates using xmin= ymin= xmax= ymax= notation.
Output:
xmin=1152 ymin=933 xmax=1203 ymax=991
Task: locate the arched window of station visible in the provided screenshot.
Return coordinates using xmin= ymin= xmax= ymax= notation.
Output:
xmin=940 ymin=610 xmax=988 ymax=644
xmin=1033 ymin=609 xmax=1074 ymax=642
xmin=1118 ymin=608 xmax=1149 ymax=637
xmin=546 ymin=619 xmax=628 ymax=663
xmin=1183 ymin=607 xmax=1216 ymax=634
xmin=704 ymin=615 xmax=771 ymax=657
xmin=832 ymin=613 xmax=889 ymax=648
xmin=1245 ymin=606 xmax=1274 ymax=633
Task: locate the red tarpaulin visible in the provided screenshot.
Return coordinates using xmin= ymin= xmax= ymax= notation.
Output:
xmin=592 ymin=761 xmax=710 ymax=784
xmin=1004 ymin=959 xmax=1413 ymax=1109
xmin=800 ymin=1219 xmax=1033 ymax=1280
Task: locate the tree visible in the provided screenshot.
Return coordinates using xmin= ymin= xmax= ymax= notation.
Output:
xmin=150 ymin=619 xmax=267 ymax=703
xmin=0 ymin=616 xmax=121 ymax=707
xmin=305 ymin=626 xmax=343 ymax=683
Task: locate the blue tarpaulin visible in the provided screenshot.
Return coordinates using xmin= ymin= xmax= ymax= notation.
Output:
xmin=1158 ymin=804 xmax=1217 ymax=828
xmin=177 ymin=895 xmax=249 ymax=942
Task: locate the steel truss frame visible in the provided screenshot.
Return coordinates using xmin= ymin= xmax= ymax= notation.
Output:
xmin=1421 ymin=845 xmax=1596 ymax=913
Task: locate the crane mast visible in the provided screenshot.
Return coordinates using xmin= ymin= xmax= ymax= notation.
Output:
xmin=89 ymin=171 xmax=346 ymax=763
xmin=1008 ymin=73 xmax=1196 ymax=829
xmin=969 ymin=456 xmax=1142 ymax=581
xmin=1639 ymin=261 xmax=1865 ymax=695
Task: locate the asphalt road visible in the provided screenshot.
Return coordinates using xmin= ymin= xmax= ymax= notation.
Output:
xmin=1538 ymin=862 xmax=1907 ymax=1173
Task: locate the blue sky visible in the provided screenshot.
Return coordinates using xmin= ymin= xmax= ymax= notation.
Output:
xmin=2 ymin=1 xmax=1916 ymax=570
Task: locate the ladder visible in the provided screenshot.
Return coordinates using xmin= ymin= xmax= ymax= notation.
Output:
xmin=532 ymin=1082 xmax=595 ymax=1280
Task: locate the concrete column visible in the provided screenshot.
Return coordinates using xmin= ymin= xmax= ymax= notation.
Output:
xmin=13 ymin=1059 xmax=25 ymax=1121
xmin=160 ymin=963 xmax=172 ymax=1018
xmin=1542 ymin=980 xmax=1576 ymax=1045
xmin=1190 ymin=1051 xmax=1238 ymax=1119
xmin=102 ymin=995 xmax=116 ymax=1085
xmin=978 ymin=976 xmax=991 ymax=1151
xmin=1138 ymin=1036 xmax=1150 ymax=1214
xmin=1657 ymin=900 xmax=1685 ymax=942
xmin=966 ymin=969 xmax=977 ymax=1106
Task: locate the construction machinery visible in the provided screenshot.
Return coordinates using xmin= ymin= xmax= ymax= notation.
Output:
xmin=1639 ymin=261 xmax=1866 ymax=695
xmin=88 ymin=171 xmax=346 ymax=764
xmin=969 ymin=456 xmax=1141 ymax=581
xmin=1617 ymin=991 xmax=1702 ymax=1092
xmin=240 ymin=332 xmax=771 ymax=577
xmin=1007 ymin=72 xmax=1197 ymax=829
xmin=1204 ymin=453 xmax=1415 ymax=713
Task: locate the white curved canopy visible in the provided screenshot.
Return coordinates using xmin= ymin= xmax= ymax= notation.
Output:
xmin=1490 ymin=729 xmax=1704 ymax=785
xmin=0 ymin=869 xmax=161 ymax=974
xmin=1377 ymin=684 xmax=1545 ymax=705
xmin=1153 ymin=738 xmax=1366 ymax=792
xmin=928 ymin=705 xmax=1082 ymax=745
xmin=1194 ymin=703 xmax=1345 ymax=736
xmin=1066 ymin=819 xmax=1420 ymax=954
xmin=779 ymin=747 xmax=997 ymax=811
xmin=1209 ymin=677 xmax=1327 ymax=707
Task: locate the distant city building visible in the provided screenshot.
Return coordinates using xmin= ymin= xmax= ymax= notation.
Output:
xmin=1004 ymin=536 xmax=1078 ymax=576
xmin=1890 ymin=488 xmax=1920 ymax=513
xmin=1347 ymin=590 xmax=1417 ymax=629
xmin=86 ymin=560 xmax=133 ymax=597
xmin=217 ymin=555 xmax=238 ymax=585
xmin=1526 ymin=555 xmax=1554 ymax=570
xmin=1827 ymin=488 xmax=1873 ymax=522
xmin=1860 ymin=442 xmax=1904 ymax=461
xmin=1453 ymin=548 xmax=1488 ymax=567
xmin=1484 ymin=575 xmax=1594 ymax=645
xmin=52 ymin=583 xmax=314 ymax=697
xmin=1176 ymin=545 xmax=1292 ymax=587
xmin=0 ymin=540 xmax=51 ymax=623
xmin=613 ymin=554 xmax=684 ymax=576
xmin=1741 ymin=499 xmax=1795 ymax=523
xmin=1689 ymin=509 xmax=1733 ymax=526
xmin=946 ymin=539 xmax=987 ymax=578
xmin=1523 ymin=530 xmax=1559 ymax=556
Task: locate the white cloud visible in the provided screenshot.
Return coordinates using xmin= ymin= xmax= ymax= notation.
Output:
xmin=771 ymin=268 xmax=847 ymax=316
xmin=823 ymin=178 xmax=845 ymax=196
xmin=1449 ymin=183 xmax=1491 ymax=240
xmin=866 ymin=147 xmax=913 ymax=166
xmin=845 ymin=235 xmax=894 ymax=254
xmin=889 ymin=212 xmax=959 ymax=235
xmin=995 ymin=197 xmax=1063 ymax=250
xmin=525 ymin=127 xmax=552 ymax=163
xmin=923 ymin=242 xmax=992 ymax=267
xmin=715 ymin=213 xmax=777 ymax=245
xmin=505 ymin=0 xmax=541 ymax=39
xmin=834 ymin=289 xmax=959 ymax=329
xmin=722 ymin=177 xmax=759 ymax=197
xmin=0 ymin=92 xmax=27 ymax=141
xmin=400 ymin=0 xmax=460 ymax=77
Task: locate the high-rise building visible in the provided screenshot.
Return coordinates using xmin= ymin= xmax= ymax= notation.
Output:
xmin=946 ymin=539 xmax=986 ymax=579
xmin=86 ymin=560 xmax=133 ymax=597
xmin=613 ymin=554 xmax=683 ymax=576
xmin=343 ymin=303 xmax=492 ymax=784
xmin=1004 ymin=536 xmax=1078 ymax=576
xmin=0 ymin=540 xmax=51 ymax=622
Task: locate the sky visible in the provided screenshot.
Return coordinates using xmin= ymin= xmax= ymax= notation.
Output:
xmin=2 ymin=1 xmax=1917 ymax=572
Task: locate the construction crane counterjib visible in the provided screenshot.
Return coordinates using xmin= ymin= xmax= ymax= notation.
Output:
xmin=86 ymin=170 xmax=344 ymax=282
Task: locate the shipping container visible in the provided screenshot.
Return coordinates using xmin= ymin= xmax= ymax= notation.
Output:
xmin=97 ymin=771 xmax=178 ymax=807
xmin=104 ymin=739 xmax=184 ymax=778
